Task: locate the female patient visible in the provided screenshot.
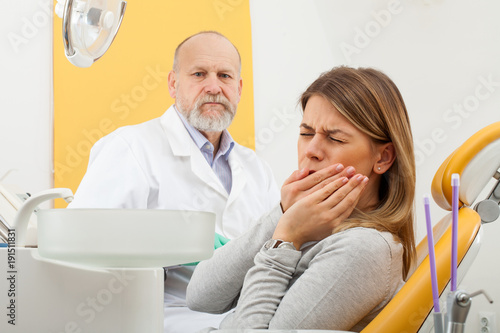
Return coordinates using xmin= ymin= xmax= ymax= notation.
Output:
xmin=186 ymin=66 xmax=416 ymax=331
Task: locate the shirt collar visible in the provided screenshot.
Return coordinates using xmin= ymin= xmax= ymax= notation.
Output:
xmin=175 ymin=106 xmax=235 ymax=160
xmin=218 ymin=129 xmax=235 ymax=161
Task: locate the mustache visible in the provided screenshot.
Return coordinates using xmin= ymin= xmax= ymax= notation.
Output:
xmin=196 ymin=94 xmax=232 ymax=112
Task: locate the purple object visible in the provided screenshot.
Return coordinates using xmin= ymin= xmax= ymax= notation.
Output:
xmin=451 ymin=174 xmax=460 ymax=292
xmin=424 ymin=194 xmax=440 ymax=313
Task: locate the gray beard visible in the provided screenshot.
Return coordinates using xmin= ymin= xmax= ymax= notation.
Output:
xmin=177 ymin=94 xmax=235 ymax=132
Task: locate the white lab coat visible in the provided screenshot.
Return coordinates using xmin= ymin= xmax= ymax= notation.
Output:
xmin=70 ymin=105 xmax=281 ymax=332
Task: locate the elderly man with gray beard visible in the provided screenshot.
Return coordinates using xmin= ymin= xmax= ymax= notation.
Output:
xmin=69 ymin=31 xmax=281 ymax=332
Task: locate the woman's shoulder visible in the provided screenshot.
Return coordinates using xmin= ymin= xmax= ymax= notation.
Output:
xmin=321 ymin=227 xmax=403 ymax=259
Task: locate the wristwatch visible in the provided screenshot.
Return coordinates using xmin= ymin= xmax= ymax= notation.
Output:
xmin=264 ymin=239 xmax=297 ymax=251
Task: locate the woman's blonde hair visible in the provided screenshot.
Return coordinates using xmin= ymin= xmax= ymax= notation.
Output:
xmin=300 ymin=66 xmax=416 ymax=280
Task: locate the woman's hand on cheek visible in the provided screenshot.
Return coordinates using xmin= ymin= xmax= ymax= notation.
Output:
xmin=273 ymin=174 xmax=369 ymax=250
xmin=280 ymin=163 xmax=356 ymax=212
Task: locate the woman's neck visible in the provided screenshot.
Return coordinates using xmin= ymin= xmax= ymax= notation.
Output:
xmin=357 ymin=175 xmax=382 ymax=212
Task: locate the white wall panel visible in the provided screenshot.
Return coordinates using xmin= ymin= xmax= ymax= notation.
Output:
xmin=0 ymin=0 xmax=53 ymax=196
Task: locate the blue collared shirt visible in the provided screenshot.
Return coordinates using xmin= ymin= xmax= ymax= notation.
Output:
xmin=175 ymin=107 xmax=234 ymax=194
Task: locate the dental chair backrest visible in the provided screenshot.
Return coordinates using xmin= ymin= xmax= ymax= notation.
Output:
xmin=361 ymin=121 xmax=500 ymax=333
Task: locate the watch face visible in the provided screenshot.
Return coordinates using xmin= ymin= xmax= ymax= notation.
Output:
xmin=264 ymin=239 xmax=296 ymax=250
xmin=277 ymin=242 xmax=296 ymax=251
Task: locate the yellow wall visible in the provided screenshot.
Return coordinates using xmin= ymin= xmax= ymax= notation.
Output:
xmin=53 ymin=0 xmax=254 ymax=207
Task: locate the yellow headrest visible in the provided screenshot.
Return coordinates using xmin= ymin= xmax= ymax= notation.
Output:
xmin=431 ymin=122 xmax=500 ymax=211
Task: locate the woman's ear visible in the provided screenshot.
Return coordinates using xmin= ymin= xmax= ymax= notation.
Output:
xmin=374 ymin=142 xmax=396 ymax=174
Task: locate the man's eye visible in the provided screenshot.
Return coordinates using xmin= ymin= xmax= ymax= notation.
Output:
xmin=194 ymin=72 xmax=204 ymax=77
xmin=299 ymin=133 xmax=314 ymax=137
xmin=220 ymin=74 xmax=230 ymax=78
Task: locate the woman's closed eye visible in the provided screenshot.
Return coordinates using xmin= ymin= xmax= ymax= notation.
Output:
xmin=329 ymin=136 xmax=345 ymax=143
xmin=300 ymin=132 xmax=345 ymax=144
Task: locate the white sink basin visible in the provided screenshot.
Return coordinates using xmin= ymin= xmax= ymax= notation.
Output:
xmin=36 ymin=209 xmax=215 ymax=268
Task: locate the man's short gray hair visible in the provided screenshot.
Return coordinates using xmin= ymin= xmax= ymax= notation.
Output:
xmin=172 ymin=31 xmax=242 ymax=74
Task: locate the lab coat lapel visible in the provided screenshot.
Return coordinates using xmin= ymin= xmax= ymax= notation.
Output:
xmin=161 ymin=106 xmax=190 ymax=157
xmin=160 ymin=106 xmax=228 ymax=198
xmin=190 ymin=145 xmax=228 ymax=198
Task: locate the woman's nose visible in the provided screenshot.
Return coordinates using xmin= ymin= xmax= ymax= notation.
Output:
xmin=305 ymin=136 xmax=324 ymax=161
xmin=204 ymin=74 xmax=222 ymax=95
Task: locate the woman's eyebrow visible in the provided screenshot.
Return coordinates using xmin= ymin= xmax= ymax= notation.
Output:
xmin=325 ymin=128 xmax=352 ymax=137
xmin=300 ymin=123 xmax=352 ymax=137
xmin=299 ymin=123 xmax=314 ymax=130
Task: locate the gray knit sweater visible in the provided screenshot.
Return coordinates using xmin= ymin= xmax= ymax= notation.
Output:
xmin=187 ymin=206 xmax=404 ymax=332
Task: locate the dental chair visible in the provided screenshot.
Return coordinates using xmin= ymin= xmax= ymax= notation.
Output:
xmin=362 ymin=121 xmax=500 ymax=333
xmin=214 ymin=121 xmax=500 ymax=333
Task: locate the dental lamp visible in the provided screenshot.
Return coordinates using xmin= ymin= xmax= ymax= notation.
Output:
xmin=54 ymin=0 xmax=127 ymax=67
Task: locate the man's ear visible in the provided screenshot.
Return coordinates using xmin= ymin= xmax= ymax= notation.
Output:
xmin=167 ymin=70 xmax=176 ymax=98
xmin=236 ymin=77 xmax=243 ymax=103
xmin=374 ymin=142 xmax=396 ymax=174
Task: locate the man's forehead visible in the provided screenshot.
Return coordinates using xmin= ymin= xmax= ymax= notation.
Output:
xmin=184 ymin=58 xmax=239 ymax=72
xmin=177 ymin=34 xmax=240 ymax=69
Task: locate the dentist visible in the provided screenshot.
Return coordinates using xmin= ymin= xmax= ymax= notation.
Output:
xmin=69 ymin=31 xmax=280 ymax=332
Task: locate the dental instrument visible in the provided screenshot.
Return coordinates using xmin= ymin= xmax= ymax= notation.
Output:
xmin=424 ymin=194 xmax=443 ymax=333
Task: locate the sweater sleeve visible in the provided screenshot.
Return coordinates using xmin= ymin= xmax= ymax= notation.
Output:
xmin=221 ymin=228 xmax=400 ymax=331
xmin=186 ymin=205 xmax=283 ymax=314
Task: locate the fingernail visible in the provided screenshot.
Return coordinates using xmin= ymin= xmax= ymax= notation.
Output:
xmin=363 ymin=176 xmax=369 ymax=184
xmin=336 ymin=164 xmax=344 ymax=172
xmin=346 ymin=166 xmax=355 ymax=175
xmin=356 ymin=175 xmax=364 ymax=181
xmin=342 ymin=177 xmax=348 ymax=184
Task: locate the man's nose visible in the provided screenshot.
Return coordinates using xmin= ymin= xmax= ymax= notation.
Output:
xmin=204 ymin=74 xmax=222 ymax=95
xmin=305 ymin=136 xmax=325 ymax=161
